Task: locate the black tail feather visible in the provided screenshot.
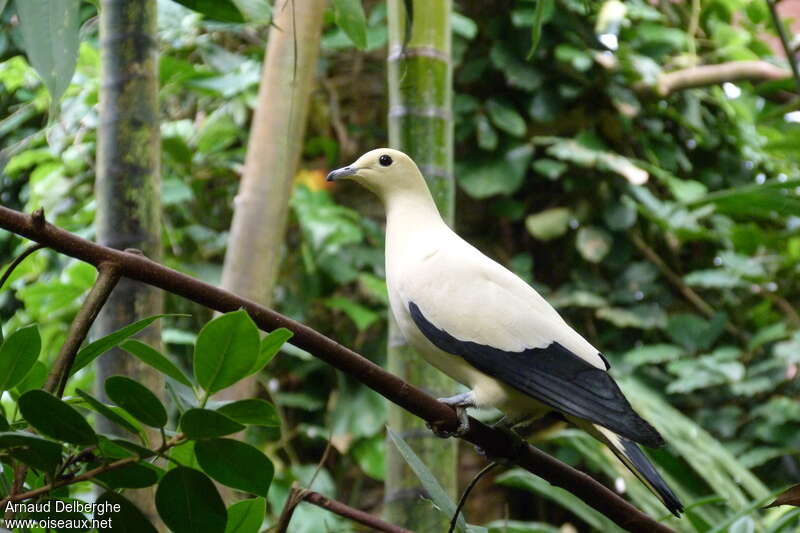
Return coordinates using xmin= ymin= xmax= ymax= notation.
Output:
xmin=619 ymin=437 xmax=684 ymax=517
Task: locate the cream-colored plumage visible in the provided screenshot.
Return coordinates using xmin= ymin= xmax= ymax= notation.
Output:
xmin=326 ymin=148 xmax=683 ymax=516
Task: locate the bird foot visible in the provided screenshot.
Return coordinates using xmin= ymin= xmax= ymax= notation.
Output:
xmin=427 ymin=391 xmax=475 ymax=438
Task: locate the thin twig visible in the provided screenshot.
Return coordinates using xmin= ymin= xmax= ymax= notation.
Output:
xmin=448 ymin=462 xmax=499 ymax=533
xmin=0 ymin=435 xmax=184 ymax=507
xmin=273 ymin=483 xmax=308 ymax=533
xmin=0 ymin=206 xmax=677 ymax=533
xmin=43 ymin=262 xmax=122 ymax=398
xmin=0 ymin=243 xmax=45 ymax=291
xmin=766 ymin=0 xmax=800 ymax=93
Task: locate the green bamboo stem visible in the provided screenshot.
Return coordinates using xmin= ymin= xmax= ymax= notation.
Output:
xmin=95 ymin=0 xmax=163 ymax=524
xmin=385 ymin=1 xmax=457 ymax=530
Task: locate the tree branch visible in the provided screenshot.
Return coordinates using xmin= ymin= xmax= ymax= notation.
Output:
xmin=302 ymin=490 xmax=414 ymax=533
xmin=636 ymin=61 xmax=790 ymax=97
xmin=0 ymin=206 xmax=676 ymax=533
xmin=44 ymin=262 xmax=122 ymax=397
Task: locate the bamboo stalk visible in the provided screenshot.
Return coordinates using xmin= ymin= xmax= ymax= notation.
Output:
xmin=385 ymin=1 xmax=457 ymax=530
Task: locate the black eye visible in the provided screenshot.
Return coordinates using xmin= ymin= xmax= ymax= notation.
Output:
xmin=379 ymin=154 xmax=393 ymax=167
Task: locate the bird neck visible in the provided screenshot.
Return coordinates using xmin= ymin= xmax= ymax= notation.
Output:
xmin=383 ymin=179 xmax=449 ymax=263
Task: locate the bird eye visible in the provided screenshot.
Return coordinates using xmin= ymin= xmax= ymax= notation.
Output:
xmin=379 ymin=154 xmax=393 ymax=167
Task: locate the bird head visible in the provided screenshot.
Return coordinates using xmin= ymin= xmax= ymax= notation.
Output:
xmin=326 ymin=148 xmax=425 ymax=199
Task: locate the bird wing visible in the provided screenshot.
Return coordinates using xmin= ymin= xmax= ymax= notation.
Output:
xmin=399 ymin=236 xmax=663 ymax=447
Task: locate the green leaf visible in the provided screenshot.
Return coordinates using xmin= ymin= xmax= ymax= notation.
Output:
xmin=623 ymin=344 xmax=684 ymax=368
xmin=18 ymin=390 xmax=96 ymax=445
xmin=459 ymin=145 xmax=534 ymax=199
xmin=16 ymin=0 xmax=80 ymax=105
xmin=666 ymin=312 xmax=726 ymax=352
xmin=526 ymin=0 xmax=550 ymax=59
xmin=231 ymin=0 xmax=271 ymax=23
xmin=76 ymin=388 xmax=140 ymax=435
xmin=325 ymin=297 xmax=379 ymax=331
xmin=195 ymin=438 xmax=273 ymax=496
xmin=181 ymin=408 xmax=245 ymax=439
xmin=387 ymin=428 xmax=467 ymax=532
xmin=531 ymin=158 xmax=566 ymax=180
xmin=0 ymin=431 xmax=62 ymax=471
xmin=156 ymin=467 xmax=227 ymax=533
xmin=95 ymin=491 xmax=158 ymax=533
xmin=486 ymin=100 xmax=527 ymax=137
xmin=13 ymin=360 xmax=47 ymax=395
xmin=525 ymin=208 xmax=571 ymax=241
xmin=95 ymin=462 xmax=161 ymax=489
xmin=217 ymin=399 xmax=279 ymax=427
xmin=576 ymin=226 xmax=612 ymax=263
xmin=171 ymin=0 xmax=245 ymax=22
xmin=333 ymin=0 xmax=368 ymax=49
xmin=225 ymin=497 xmax=265 ymax=533
xmin=352 ymin=435 xmax=385 ymax=480
xmin=71 ymin=315 xmax=171 ymax=375
xmin=0 ymin=324 xmax=41 ymax=391
xmin=194 ymin=310 xmax=260 ymax=394
xmin=105 ymin=376 xmax=168 ymax=428
xmin=476 ymin=114 xmax=499 ymax=151
xmin=249 ymin=328 xmax=292 ymax=375
xmin=497 ymin=469 xmax=624 ymax=532
xmin=121 ymin=339 xmax=193 ymax=387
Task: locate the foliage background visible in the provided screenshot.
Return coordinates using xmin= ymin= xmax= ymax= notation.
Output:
xmin=1 ymin=0 xmax=800 ymax=531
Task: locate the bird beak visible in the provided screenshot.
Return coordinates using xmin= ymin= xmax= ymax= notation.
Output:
xmin=326 ymin=166 xmax=359 ymax=182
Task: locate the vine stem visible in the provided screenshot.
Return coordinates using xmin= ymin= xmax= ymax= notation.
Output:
xmin=448 ymin=462 xmax=499 ymax=533
xmin=0 ymin=242 xmax=45 ymax=291
xmin=766 ymin=0 xmax=800 ymax=94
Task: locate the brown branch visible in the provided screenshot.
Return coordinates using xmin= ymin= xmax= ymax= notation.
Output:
xmin=44 ymin=262 xmax=122 ymax=397
xmin=0 ymin=206 xmax=676 ymax=533
xmin=635 ymin=61 xmax=790 ymax=97
xmin=302 ymin=490 xmax=414 ymax=533
xmin=0 ymin=435 xmax=184 ymax=507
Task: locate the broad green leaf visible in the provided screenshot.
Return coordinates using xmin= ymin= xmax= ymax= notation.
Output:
xmin=485 ymin=520 xmax=561 ymax=533
xmin=249 ymin=328 xmax=293 ymax=375
xmin=121 ymin=339 xmax=193 ymax=387
xmin=387 ymin=428 xmax=467 ymax=532
xmin=171 ymin=0 xmax=244 ymax=22
xmin=181 ymin=408 xmax=245 ymax=439
xmin=194 ymin=310 xmax=260 ymax=394
xmin=0 ymin=431 xmax=62 ymax=471
xmin=95 ymin=462 xmax=161 ymax=489
xmin=576 ymin=226 xmax=612 ymax=263
xmin=531 ymin=158 xmax=566 ymax=180
xmin=13 ymin=360 xmax=47 ymax=395
xmin=195 ymin=438 xmax=273 ymax=496
xmin=156 ymin=467 xmax=227 ymax=533
xmin=525 ymin=208 xmax=571 ymax=241
xmin=77 ymin=388 xmax=141 ymax=435
xmin=16 ymin=0 xmax=80 ymax=105
xmin=459 ymin=145 xmax=534 ymax=199
xmin=623 ymin=344 xmax=684 ymax=367
xmin=486 ymin=100 xmax=527 ymax=137
xmin=333 ymin=0 xmax=368 ymax=49
xmin=71 ymin=315 xmax=172 ymax=375
xmin=105 ymin=376 xmax=168 ymax=428
xmin=224 ymin=497 xmax=265 ymax=533
xmin=95 ymin=491 xmax=158 ymax=533
xmin=18 ymin=390 xmax=96 ymax=445
xmin=231 ymin=0 xmax=271 ymax=23
xmin=0 ymin=324 xmax=40 ymax=391
xmin=352 ymin=435 xmax=385 ymax=480
xmin=217 ymin=399 xmax=279 ymax=427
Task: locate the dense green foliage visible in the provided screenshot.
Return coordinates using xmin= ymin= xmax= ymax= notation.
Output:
xmin=1 ymin=0 xmax=799 ymax=531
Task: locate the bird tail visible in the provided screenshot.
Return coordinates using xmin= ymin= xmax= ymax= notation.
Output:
xmin=581 ymin=421 xmax=684 ymax=517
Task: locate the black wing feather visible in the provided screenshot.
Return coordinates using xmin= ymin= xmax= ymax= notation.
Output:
xmin=409 ymin=301 xmax=664 ymax=447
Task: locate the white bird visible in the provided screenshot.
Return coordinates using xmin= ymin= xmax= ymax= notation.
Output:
xmin=327 ymin=148 xmax=683 ymax=516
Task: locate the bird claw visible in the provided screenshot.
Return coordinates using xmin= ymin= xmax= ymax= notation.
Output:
xmin=473 ymin=418 xmax=529 ymax=466
xmin=428 ymin=391 xmax=475 ymax=438
xmin=426 ymin=406 xmax=470 ymax=438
